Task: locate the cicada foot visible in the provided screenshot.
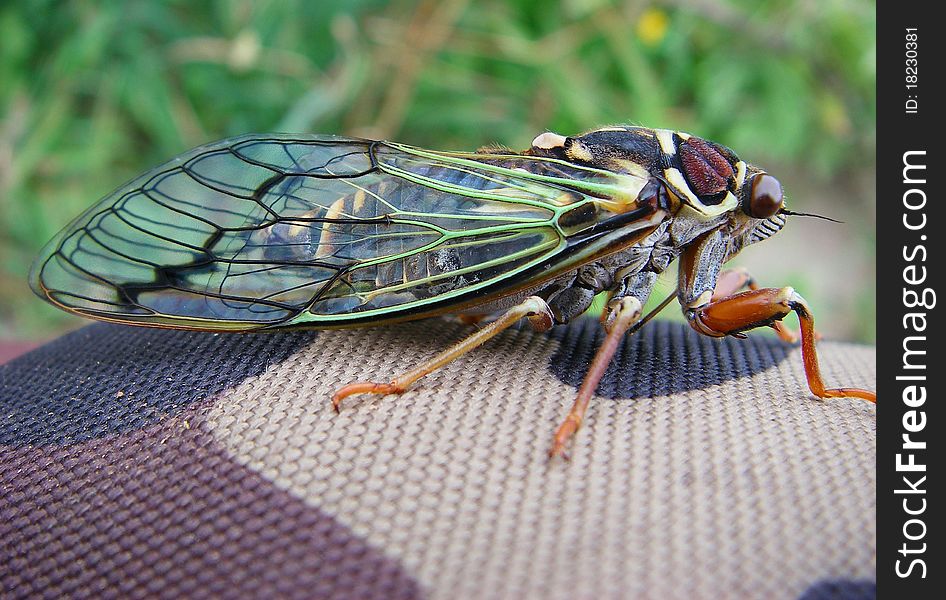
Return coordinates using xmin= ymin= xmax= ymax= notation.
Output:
xmin=549 ymin=296 xmax=644 ymax=459
xmin=332 ymin=381 xmax=408 ymax=412
xmin=548 ymin=413 xmax=582 ymax=461
xmin=331 ymin=296 xmax=554 ymax=413
xmin=688 ymin=287 xmax=876 ymax=403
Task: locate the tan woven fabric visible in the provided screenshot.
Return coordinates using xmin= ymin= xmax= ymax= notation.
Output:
xmin=0 ymin=318 xmax=876 ymax=599
xmin=207 ymin=320 xmax=876 ymax=599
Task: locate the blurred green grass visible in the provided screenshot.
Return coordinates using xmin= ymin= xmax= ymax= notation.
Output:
xmin=0 ymin=0 xmax=875 ymax=341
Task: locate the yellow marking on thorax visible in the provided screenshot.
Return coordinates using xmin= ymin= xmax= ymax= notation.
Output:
xmin=593 ymin=126 xmax=634 ymax=132
xmin=531 ymin=132 xmax=567 ymax=149
xmin=663 ymin=167 xmax=700 ymax=204
xmin=663 ymin=168 xmax=739 ymax=218
xmin=734 ymin=161 xmax=747 ymax=189
xmin=611 ymin=158 xmax=650 ymax=180
xmin=656 ymin=129 xmax=677 ymax=155
xmin=566 ymin=141 xmax=594 ymax=163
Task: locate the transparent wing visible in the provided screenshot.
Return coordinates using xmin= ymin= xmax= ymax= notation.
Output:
xmin=31 ymin=134 xmax=620 ymax=331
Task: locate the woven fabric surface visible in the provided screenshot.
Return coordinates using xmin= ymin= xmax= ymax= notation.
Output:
xmin=1 ymin=318 xmax=876 ymax=600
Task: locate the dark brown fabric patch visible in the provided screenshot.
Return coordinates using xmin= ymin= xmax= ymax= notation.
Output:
xmin=1 ymin=324 xmax=315 ymax=446
xmin=549 ymin=318 xmax=792 ymax=399
xmin=0 ymin=414 xmax=422 ymax=600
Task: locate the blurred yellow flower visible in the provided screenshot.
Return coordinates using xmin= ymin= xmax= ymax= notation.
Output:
xmin=637 ymin=8 xmax=669 ymax=46
xmin=819 ymin=93 xmax=853 ymax=137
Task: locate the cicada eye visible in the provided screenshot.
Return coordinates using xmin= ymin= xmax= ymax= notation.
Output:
xmin=743 ymin=173 xmax=783 ymax=219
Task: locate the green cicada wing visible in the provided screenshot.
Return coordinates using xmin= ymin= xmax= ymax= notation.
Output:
xmin=30 ymin=134 xmax=619 ymax=331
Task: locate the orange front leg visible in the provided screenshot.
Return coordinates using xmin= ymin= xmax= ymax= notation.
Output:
xmin=688 ymin=287 xmax=875 ymax=403
xmin=713 ymin=267 xmax=798 ymax=343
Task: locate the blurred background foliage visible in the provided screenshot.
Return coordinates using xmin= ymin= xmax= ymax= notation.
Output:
xmin=0 ymin=0 xmax=875 ymax=342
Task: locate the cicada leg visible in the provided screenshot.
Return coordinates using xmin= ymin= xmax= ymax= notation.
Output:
xmin=714 ymin=267 xmax=801 ymax=343
xmin=596 ymin=290 xmax=616 ymax=325
xmin=688 ymin=287 xmax=876 ymax=403
xmin=457 ymin=314 xmax=489 ymax=326
xmin=549 ymin=296 xmax=644 ymax=459
xmin=332 ymin=296 xmax=554 ymax=410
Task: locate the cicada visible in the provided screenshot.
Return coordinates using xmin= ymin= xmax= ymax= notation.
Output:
xmin=30 ymin=126 xmax=876 ymax=457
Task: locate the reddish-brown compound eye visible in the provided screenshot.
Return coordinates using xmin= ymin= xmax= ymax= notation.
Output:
xmin=743 ymin=173 xmax=783 ymax=219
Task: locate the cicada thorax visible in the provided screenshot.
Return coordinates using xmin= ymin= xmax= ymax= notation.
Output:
xmin=532 ymin=126 xmax=749 ymax=218
xmin=515 ymin=127 xmax=755 ymax=323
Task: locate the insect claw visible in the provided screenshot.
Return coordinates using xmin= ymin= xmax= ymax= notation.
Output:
xmin=549 ymin=414 xmax=582 ymax=460
xmin=330 ymin=391 xmax=347 ymax=412
xmin=547 ymin=443 xmax=570 ymax=461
